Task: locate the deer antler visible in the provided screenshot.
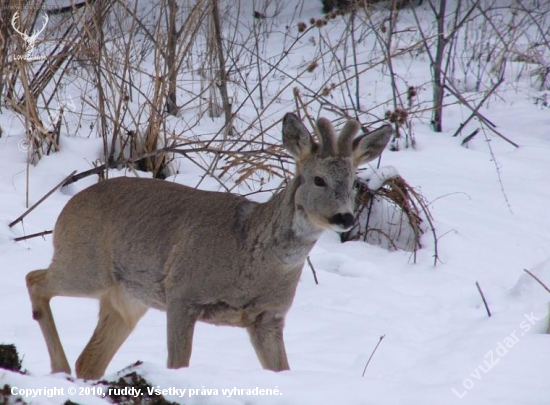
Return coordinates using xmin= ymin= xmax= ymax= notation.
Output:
xmin=28 ymin=13 xmax=49 ymax=41
xmin=11 ymin=11 xmax=28 ymax=39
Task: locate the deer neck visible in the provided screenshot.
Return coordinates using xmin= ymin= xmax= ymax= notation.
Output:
xmin=244 ymin=176 xmax=323 ymax=267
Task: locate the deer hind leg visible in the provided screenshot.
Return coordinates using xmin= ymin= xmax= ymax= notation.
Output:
xmin=26 ymin=269 xmax=72 ymax=375
xmin=246 ymin=313 xmax=290 ymax=371
xmin=27 ymin=266 xmax=115 ymax=376
xmin=75 ymin=287 xmax=147 ymax=380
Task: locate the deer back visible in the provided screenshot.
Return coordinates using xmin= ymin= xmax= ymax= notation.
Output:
xmin=50 ymin=114 xmax=392 ymax=323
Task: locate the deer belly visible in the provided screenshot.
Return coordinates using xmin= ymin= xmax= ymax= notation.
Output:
xmin=197 ymin=301 xmax=258 ymax=327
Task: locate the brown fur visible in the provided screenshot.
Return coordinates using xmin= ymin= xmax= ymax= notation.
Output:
xmin=26 ymin=114 xmax=392 ymax=379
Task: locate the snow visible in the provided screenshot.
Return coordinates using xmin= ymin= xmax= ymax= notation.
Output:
xmin=357 ymin=165 xmax=399 ymax=191
xmin=2 ymin=1 xmax=550 ymax=404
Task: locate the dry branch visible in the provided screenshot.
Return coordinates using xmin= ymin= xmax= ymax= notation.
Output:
xmin=443 ymin=82 xmax=519 ymax=148
xmin=452 ymin=78 xmax=504 ymax=138
xmin=475 ymin=281 xmax=491 ymax=317
xmin=523 ymin=268 xmax=550 ymax=294
xmin=362 ymin=335 xmax=386 ymax=377
xmin=14 ymin=230 xmax=53 ymax=242
xmin=9 ymin=170 xmax=77 ymax=228
xmin=342 ymin=174 xmax=436 ymax=262
xmin=307 ymin=256 xmax=319 ymax=285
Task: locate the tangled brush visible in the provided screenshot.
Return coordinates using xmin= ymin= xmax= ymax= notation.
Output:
xmin=341 ymin=168 xmax=437 ymax=263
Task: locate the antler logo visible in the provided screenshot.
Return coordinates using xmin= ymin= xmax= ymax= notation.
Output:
xmin=12 ymin=11 xmax=49 ymax=61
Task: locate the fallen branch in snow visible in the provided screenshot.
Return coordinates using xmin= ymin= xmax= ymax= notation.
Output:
xmin=461 ymin=128 xmax=480 ymax=146
xmin=306 ymin=256 xmax=319 ymax=285
xmin=475 ymin=281 xmax=492 ymax=317
xmin=13 ymin=230 xmax=53 ymax=242
xmin=452 ymin=78 xmax=504 ymax=139
xmin=443 ymin=82 xmax=519 ymax=148
xmin=9 ymin=170 xmax=77 ymax=229
xmin=61 ymin=162 xmax=117 ymax=187
xmin=362 ymin=335 xmax=386 ymax=378
xmin=523 ymin=268 xmax=550 ymax=294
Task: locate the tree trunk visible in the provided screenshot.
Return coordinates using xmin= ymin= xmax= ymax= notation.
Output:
xmin=165 ymin=0 xmax=179 ymax=116
xmin=211 ymin=0 xmax=233 ymax=137
xmin=0 ymin=7 xmax=14 ymax=111
xmin=431 ymin=0 xmax=447 ymax=133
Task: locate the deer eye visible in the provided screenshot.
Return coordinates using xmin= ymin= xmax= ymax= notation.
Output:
xmin=314 ymin=176 xmax=327 ymax=187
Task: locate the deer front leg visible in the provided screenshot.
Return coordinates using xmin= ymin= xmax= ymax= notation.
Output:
xmin=247 ymin=312 xmax=290 ymax=371
xmin=166 ymin=299 xmax=199 ymax=369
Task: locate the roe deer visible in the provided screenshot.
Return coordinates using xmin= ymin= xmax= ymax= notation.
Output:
xmin=26 ymin=113 xmax=392 ymax=379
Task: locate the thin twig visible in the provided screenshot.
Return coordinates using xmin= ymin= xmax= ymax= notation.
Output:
xmin=452 ymin=78 xmax=504 ymax=138
xmin=362 ymin=335 xmax=386 ymax=377
xmin=14 ymin=230 xmax=53 ymax=242
xmin=306 ymin=256 xmax=318 ymax=285
xmin=461 ymin=128 xmax=480 ymax=146
xmin=475 ymin=281 xmax=491 ymax=317
xmin=523 ymin=269 xmax=550 ymax=294
xmin=62 ymin=163 xmax=114 ymax=187
xmin=443 ymin=82 xmax=519 ymax=148
xmin=9 ymin=170 xmax=77 ymax=228
xmin=406 ymin=183 xmax=439 ymax=266
xmin=480 ymin=128 xmax=513 ymax=213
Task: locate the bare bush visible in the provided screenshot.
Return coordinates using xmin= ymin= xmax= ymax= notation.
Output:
xmin=5 ymin=0 xmax=547 ymax=256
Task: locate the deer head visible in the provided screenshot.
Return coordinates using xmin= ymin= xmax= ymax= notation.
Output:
xmin=12 ymin=11 xmax=49 ymax=57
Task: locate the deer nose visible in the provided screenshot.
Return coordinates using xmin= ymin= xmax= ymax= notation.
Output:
xmin=329 ymin=213 xmax=355 ymax=230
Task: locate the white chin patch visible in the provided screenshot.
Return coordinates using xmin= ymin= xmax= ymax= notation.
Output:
xmin=329 ymin=224 xmax=352 ymax=233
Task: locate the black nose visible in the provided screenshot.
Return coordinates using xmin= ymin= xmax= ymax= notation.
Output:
xmin=329 ymin=213 xmax=355 ymax=229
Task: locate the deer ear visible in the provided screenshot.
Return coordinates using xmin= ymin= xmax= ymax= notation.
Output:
xmin=282 ymin=113 xmax=314 ymax=160
xmin=352 ymin=125 xmax=392 ymax=166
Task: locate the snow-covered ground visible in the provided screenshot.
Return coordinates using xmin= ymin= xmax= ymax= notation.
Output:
xmin=2 ymin=1 xmax=550 ymax=404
